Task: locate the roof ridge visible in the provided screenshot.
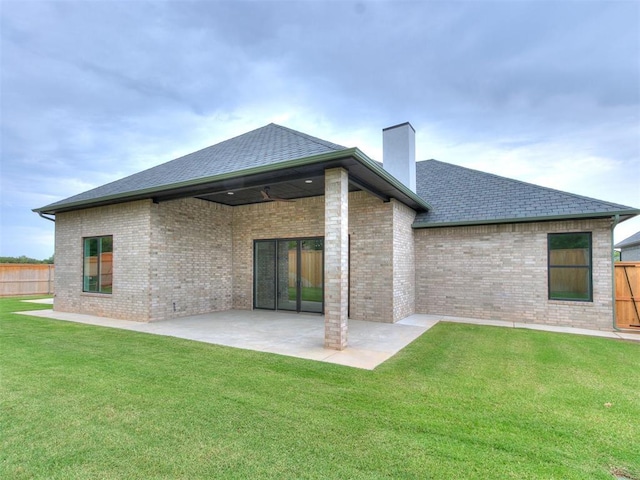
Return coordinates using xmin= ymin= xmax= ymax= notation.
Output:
xmin=420 ymin=159 xmax=634 ymax=210
xmin=270 ymin=123 xmax=346 ymax=151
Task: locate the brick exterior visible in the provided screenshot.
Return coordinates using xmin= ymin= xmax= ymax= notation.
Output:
xmin=392 ymin=200 xmax=417 ymax=321
xmin=231 ymin=196 xmax=325 ymax=311
xmin=53 ymin=191 xmax=617 ymax=332
xmin=348 ymin=192 xmax=394 ymax=322
xmin=149 ymin=198 xmax=233 ymax=321
xmin=230 ymin=189 xmax=399 ymax=324
xmin=324 ymin=168 xmax=349 ymax=349
xmin=414 ymin=219 xmax=615 ymax=330
xmin=54 ymin=200 xmax=153 ymax=321
xmin=54 ymin=198 xmax=233 ymax=321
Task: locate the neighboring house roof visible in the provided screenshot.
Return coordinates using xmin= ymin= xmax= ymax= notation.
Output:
xmin=615 ymin=231 xmax=640 ymax=249
xmin=413 ymin=160 xmax=639 ymax=227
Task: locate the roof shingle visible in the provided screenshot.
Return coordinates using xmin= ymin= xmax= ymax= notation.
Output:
xmin=35 ymin=123 xmax=639 ymax=226
xmin=40 ymin=123 xmax=346 ymax=210
xmin=414 ymin=160 xmax=638 ymax=226
xmin=615 ymin=230 xmax=640 ymax=248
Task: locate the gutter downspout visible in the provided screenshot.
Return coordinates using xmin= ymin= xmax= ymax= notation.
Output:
xmin=38 ymin=212 xmax=55 ymax=222
xmin=611 ymin=214 xmax=620 ymax=331
xmin=36 ymin=212 xmax=55 ymax=297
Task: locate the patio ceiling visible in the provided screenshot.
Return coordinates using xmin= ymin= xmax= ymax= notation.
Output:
xmin=35 ymin=149 xmax=431 ymax=214
xmin=152 ymin=153 xmax=430 ymax=211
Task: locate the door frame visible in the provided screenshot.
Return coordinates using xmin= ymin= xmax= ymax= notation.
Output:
xmin=253 ymin=237 xmax=324 ymax=313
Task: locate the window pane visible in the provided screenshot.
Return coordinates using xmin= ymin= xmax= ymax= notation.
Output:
xmin=549 ymin=233 xmax=590 ymax=250
xmin=300 ymin=239 xmax=323 ymax=313
xmin=100 ymin=237 xmax=113 ymax=293
xmin=101 ymin=236 xmax=113 ymax=254
xmin=254 ymin=241 xmax=276 ymax=309
xmin=549 ymin=248 xmax=589 ymax=266
xmin=548 ymin=233 xmax=592 ymax=301
xmin=83 ymin=238 xmax=98 ymax=292
xmin=83 ymin=236 xmax=113 ymax=294
xmin=277 ymin=241 xmax=297 ymax=311
xmin=549 ymin=267 xmax=590 ymax=300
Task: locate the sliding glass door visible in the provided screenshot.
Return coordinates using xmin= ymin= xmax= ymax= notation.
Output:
xmin=277 ymin=240 xmax=297 ymax=311
xmin=254 ymin=237 xmax=323 ymax=314
xmin=254 ymin=240 xmax=276 ymax=309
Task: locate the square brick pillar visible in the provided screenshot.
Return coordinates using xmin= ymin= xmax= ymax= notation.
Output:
xmin=324 ymin=167 xmax=349 ymax=350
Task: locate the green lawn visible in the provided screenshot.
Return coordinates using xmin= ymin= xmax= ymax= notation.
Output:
xmin=2 ymin=296 xmax=639 ymax=479
xmin=288 ymin=286 xmax=323 ymax=302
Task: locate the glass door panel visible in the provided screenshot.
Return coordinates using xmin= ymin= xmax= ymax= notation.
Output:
xmin=254 ymin=237 xmax=324 ymax=313
xmin=254 ymin=240 xmax=276 ymax=309
xmin=277 ymin=240 xmax=298 ymax=311
xmin=300 ymin=239 xmax=323 ymax=313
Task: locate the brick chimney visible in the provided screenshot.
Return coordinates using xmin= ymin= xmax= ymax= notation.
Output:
xmin=382 ymin=122 xmax=416 ymax=192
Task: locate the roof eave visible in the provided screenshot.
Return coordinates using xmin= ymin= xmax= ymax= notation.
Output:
xmin=615 ymin=239 xmax=640 ymax=248
xmin=350 ymin=148 xmax=432 ymax=211
xmin=34 ymin=147 xmax=432 ymax=215
xmin=412 ymin=210 xmax=640 ymax=229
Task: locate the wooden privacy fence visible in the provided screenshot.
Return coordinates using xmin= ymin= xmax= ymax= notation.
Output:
xmin=615 ymin=262 xmax=640 ymax=329
xmin=0 ymin=264 xmax=54 ymax=296
xmin=288 ymin=250 xmax=323 ymax=287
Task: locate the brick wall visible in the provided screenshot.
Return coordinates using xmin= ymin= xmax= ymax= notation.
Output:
xmin=347 ymin=192 xmax=394 ymax=322
xmin=414 ymin=219 xmax=615 ymax=330
xmin=324 ymin=168 xmax=349 ymax=349
xmin=392 ymin=200 xmax=417 ymax=321
xmin=149 ymin=198 xmax=233 ymax=321
xmin=231 ymin=191 xmax=398 ymax=322
xmin=232 ymin=196 xmax=326 ymax=310
xmin=54 ymin=200 xmax=152 ymax=321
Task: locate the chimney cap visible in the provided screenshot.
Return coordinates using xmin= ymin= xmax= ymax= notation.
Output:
xmin=382 ymin=121 xmax=415 ymax=133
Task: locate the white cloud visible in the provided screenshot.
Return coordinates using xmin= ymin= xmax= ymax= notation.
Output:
xmin=1 ymin=0 xmax=638 ymax=257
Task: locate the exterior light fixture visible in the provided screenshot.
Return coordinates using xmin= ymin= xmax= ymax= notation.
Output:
xmin=227 ymin=192 xmax=234 ymax=195
xmin=305 ymin=179 xmax=313 ymax=184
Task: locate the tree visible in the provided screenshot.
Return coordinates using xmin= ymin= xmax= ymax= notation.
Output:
xmin=0 ymin=254 xmax=54 ymax=264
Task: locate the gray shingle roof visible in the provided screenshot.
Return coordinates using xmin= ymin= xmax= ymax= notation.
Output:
xmin=615 ymin=231 xmax=640 ymax=248
xmin=36 ymin=122 xmax=639 ymax=226
xmin=414 ymin=160 xmax=638 ymax=226
xmin=39 ymin=123 xmax=347 ymax=210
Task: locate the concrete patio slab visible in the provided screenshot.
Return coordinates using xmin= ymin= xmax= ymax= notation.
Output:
xmin=16 ymin=309 xmax=432 ymax=370
xmin=16 ymin=307 xmax=639 ymax=370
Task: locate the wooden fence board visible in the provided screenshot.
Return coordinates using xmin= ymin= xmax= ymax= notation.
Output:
xmin=615 ymin=262 xmax=640 ymax=328
xmin=0 ymin=264 xmax=55 ymax=296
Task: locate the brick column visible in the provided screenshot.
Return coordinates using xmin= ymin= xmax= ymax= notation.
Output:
xmin=324 ymin=168 xmax=349 ymax=350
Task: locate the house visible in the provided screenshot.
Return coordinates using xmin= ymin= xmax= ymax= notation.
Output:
xmin=34 ymin=122 xmax=640 ymax=349
xmin=615 ymin=231 xmax=640 ymax=261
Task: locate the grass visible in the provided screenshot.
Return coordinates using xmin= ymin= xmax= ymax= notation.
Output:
xmin=288 ymin=286 xmax=323 ymax=302
xmin=1 ymin=296 xmax=639 ymax=479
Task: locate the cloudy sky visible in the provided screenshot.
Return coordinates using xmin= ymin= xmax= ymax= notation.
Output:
xmin=1 ymin=0 xmax=639 ymax=260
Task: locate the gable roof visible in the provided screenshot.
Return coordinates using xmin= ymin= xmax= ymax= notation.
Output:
xmin=615 ymin=231 xmax=640 ymax=249
xmin=413 ymin=160 xmax=639 ymax=227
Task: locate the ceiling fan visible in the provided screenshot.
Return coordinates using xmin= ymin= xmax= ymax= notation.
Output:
xmin=260 ymin=186 xmax=295 ymax=202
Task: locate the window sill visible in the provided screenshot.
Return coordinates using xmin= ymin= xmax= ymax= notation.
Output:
xmin=81 ymin=292 xmax=113 ymax=298
xmin=548 ymin=299 xmax=593 ymax=305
